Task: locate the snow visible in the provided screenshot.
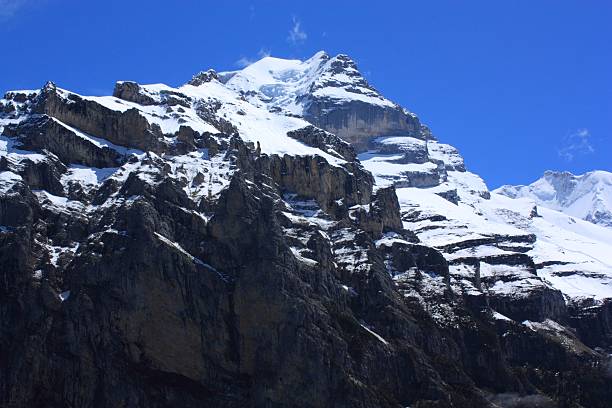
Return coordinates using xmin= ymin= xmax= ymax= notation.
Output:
xmin=222 ymin=51 xmax=395 ymax=116
xmin=492 ymin=311 xmax=513 ymax=322
xmin=495 ymin=170 xmax=612 ymax=227
xmin=45 ymin=243 xmax=79 ymax=267
xmin=360 ymin=323 xmax=389 ymax=345
xmin=375 ymin=232 xmax=412 ymax=248
xmin=427 ymin=142 xmax=465 ymax=169
xmin=0 ymin=135 xmax=47 ymax=166
xmin=80 ymin=95 xmax=131 ymax=112
xmin=34 ymin=190 xmax=86 ymax=213
xmin=359 ymin=128 xmax=612 ymax=303
xmin=70 ymin=88 xmax=221 ymax=136
xmin=2 ymin=51 xmax=611 ymax=307
xmin=366 ymin=134 xmax=612 ymax=303
xmin=59 ymin=290 xmax=71 ymax=302
xmin=374 ymin=136 xmax=424 ymax=148
xmin=290 ymin=247 xmax=318 ymax=266
xmin=52 ymin=118 xmax=143 ymax=156
xmin=61 ymin=165 xmax=118 ymax=187
xmin=179 ymin=80 xmax=345 ymax=164
xmin=483 ymin=193 xmax=612 ymax=300
xmin=0 ymin=171 xmax=22 ymax=193
xmin=358 ymin=150 xmax=439 ymax=187
xmin=312 ymin=86 xmax=395 ymax=108
xmin=154 ymin=232 xmax=228 ymax=281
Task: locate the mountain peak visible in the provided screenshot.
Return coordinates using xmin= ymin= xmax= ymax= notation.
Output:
xmin=495 ymin=169 xmax=612 ymax=227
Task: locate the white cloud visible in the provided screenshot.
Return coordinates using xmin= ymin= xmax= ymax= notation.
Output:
xmin=287 ymin=16 xmax=307 ymax=45
xmin=236 ymin=48 xmax=271 ymax=68
xmin=558 ymin=128 xmax=595 ymax=162
xmin=0 ymin=0 xmax=26 ymax=20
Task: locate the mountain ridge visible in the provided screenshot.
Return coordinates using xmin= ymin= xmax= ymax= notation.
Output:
xmin=1 ymin=51 xmax=611 ymax=407
xmin=495 ymin=169 xmax=612 ymax=228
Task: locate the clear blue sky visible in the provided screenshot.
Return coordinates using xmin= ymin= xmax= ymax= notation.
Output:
xmin=1 ymin=0 xmax=610 ymax=188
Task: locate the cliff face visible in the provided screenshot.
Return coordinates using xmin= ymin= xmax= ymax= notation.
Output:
xmin=1 ymin=53 xmax=612 ymax=408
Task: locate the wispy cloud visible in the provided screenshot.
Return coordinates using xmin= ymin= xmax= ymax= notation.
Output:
xmin=558 ymin=128 xmax=594 ymax=162
xmin=236 ymin=48 xmax=271 ymax=68
xmin=287 ymin=16 xmax=307 ymax=45
xmin=0 ymin=0 xmax=27 ymax=20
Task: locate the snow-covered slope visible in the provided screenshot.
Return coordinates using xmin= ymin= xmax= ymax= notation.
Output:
xmin=495 ymin=170 xmax=612 ymax=228
xmin=220 ymin=51 xmax=423 ymax=149
xmin=220 ymin=51 xmax=397 ymax=116
xmin=359 ymin=138 xmax=612 ymax=305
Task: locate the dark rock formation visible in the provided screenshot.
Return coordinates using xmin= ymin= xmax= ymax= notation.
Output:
xmin=113 ymin=81 xmax=157 ymax=105
xmin=305 ymin=100 xmax=422 ymax=151
xmin=1 ymin=70 xmax=612 ymax=408
xmin=188 ymin=69 xmax=220 ymax=86
xmin=5 ymin=115 xmax=122 ymax=168
xmin=287 ymin=125 xmax=357 ymax=161
xmin=33 ymin=82 xmax=165 ymax=152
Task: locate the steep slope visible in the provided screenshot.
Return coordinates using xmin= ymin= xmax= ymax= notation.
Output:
xmin=496 ymin=170 xmax=612 ymax=228
xmin=1 ymin=52 xmax=612 ymax=408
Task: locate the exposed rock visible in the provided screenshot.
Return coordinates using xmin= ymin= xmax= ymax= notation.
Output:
xmin=287 ymin=125 xmax=356 ymax=161
xmin=32 ymin=83 xmax=165 ymax=152
xmin=5 ymin=115 xmax=122 ymax=168
xmin=350 ymin=186 xmax=405 ymax=238
xmin=568 ymin=299 xmax=612 ymax=350
xmin=113 ymin=81 xmax=157 ymax=105
xmin=305 ymin=101 xmax=422 ymax=151
xmin=188 ymin=69 xmax=219 ymax=86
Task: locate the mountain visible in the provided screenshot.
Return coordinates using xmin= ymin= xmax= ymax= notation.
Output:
xmin=495 ymin=170 xmax=612 ymax=228
xmin=1 ymin=52 xmax=611 ymax=407
xmin=219 ymin=51 xmax=423 ymax=149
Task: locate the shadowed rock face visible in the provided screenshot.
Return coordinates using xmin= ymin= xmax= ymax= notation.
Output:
xmin=304 ymin=100 xmax=422 ymax=151
xmin=34 ymin=82 xmax=165 ymax=153
xmin=5 ymin=115 xmax=123 ymax=168
xmin=2 ymin=62 xmax=612 ymax=408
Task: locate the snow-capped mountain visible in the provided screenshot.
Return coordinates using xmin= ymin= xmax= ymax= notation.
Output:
xmin=223 ymin=52 xmax=612 ymax=309
xmin=2 ymin=51 xmax=612 ymax=407
xmin=219 ymin=51 xmax=423 ymax=149
xmin=495 ymin=170 xmax=612 ymax=228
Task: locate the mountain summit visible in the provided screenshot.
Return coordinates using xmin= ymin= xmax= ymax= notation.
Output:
xmin=1 ymin=52 xmax=611 ymax=407
xmin=219 ymin=51 xmax=424 ymax=149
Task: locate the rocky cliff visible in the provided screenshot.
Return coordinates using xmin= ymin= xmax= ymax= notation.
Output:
xmin=1 ymin=52 xmax=611 ymax=408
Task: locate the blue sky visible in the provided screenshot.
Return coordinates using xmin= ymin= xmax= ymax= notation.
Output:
xmin=1 ymin=0 xmax=610 ymax=188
